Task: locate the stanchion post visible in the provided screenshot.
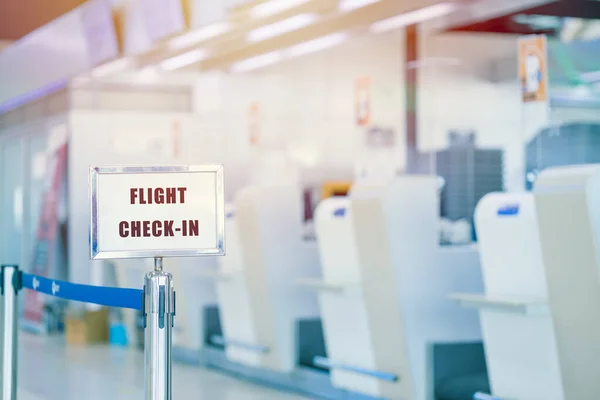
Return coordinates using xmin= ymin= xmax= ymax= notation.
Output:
xmin=1 ymin=265 xmax=20 ymax=400
xmin=90 ymin=165 xmax=222 ymax=399
xmin=143 ymin=257 xmax=175 ymax=400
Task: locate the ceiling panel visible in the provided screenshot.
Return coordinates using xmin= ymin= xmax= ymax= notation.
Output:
xmin=444 ymin=0 xmax=600 ymax=36
xmin=0 ymin=0 xmax=86 ymax=40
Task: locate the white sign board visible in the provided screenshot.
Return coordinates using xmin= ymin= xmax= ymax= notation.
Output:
xmin=89 ymin=165 xmax=225 ymax=259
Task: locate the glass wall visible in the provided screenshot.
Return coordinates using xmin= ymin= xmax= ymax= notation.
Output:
xmin=417 ymin=32 xmax=520 ymax=246
xmin=0 ymin=119 xmax=68 ymax=277
xmin=416 ymin=31 xmax=600 ymax=245
xmin=524 ymin=38 xmax=600 ymax=189
xmin=0 ymin=135 xmax=24 ymax=266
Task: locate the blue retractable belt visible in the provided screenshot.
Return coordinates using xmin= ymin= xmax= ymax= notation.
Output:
xmin=21 ymin=273 xmax=143 ymax=310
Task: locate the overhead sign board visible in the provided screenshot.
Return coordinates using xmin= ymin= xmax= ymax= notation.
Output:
xmin=89 ymin=165 xmax=225 ymax=259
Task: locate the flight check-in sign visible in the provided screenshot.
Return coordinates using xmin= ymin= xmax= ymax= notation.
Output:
xmin=89 ymin=165 xmax=225 ymax=259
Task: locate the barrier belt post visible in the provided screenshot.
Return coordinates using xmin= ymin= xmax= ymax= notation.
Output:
xmin=1 ymin=265 xmax=21 ymax=400
xmin=143 ymin=257 xmax=175 ymax=400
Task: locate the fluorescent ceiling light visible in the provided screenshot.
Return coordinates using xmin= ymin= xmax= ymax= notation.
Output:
xmin=168 ymin=22 xmax=230 ymax=50
xmin=231 ymin=51 xmax=283 ymax=72
xmin=137 ymin=66 xmax=161 ymax=83
xmin=251 ymin=0 xmax=311 ymax=18
xmin=247 ymin=13 xmax=317 ymax=42
xmin=581 ymin=21 xmax=600 ymax=41
xmin=338 ymin=0 xmax=381 ymax=12
xmin=369 ymin=3 xmax=457 ymax=33
xmin=91 ymin=58 xmax=133 ymax=78
xmin=560 ymin=18 xmax=586 ymax=43
xmin=285 ymin=32 xmax=348 ymax=57
xmin=160 ymin=49 xmax=208 ymax=71
xmin=512 ymin=14 xmax=562 ymax=30
xmin=72 ymin=73 xmax=91 ymax=85
xmin=232 ymin=32 xmax=348 ymax=73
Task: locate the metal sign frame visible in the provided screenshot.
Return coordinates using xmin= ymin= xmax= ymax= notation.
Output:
xmin=89 ymin=165 xmax=225 ymax=259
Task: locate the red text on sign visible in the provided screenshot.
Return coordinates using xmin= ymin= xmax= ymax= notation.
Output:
xmin=130 ymin=187 xmax=187 ymax=205
xmin=119 ymin=220 xmax=199 ymax=238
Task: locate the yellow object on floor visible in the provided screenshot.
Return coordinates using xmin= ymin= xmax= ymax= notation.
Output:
xmin=65 ymin=308 xmax=109 ymax=345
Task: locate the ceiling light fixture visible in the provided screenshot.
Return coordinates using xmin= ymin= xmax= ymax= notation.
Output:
xmin=160 ymin=49 xmax=208 ymax=71
xmin=137 ymin=66 xmax=161 ymax=82
xmin=338 ymin=0 xmax=381 ymax=12
xmin=72 ymin=73 xmax=91 ymax=85
xmin=231 ymin=31 xmax=349 ymax=73
xmin=230 ymin=51 xmax=284 ymax=72
xmin=369 ymin=3 xmax=457 ymax=33
xmin=168 ymin=22 xmax=230 ymax=50
xmin=247 ymin=13 xmax=317 ymax=42
xmin=251 ymin=0 xmax=311 ymax=18
xmin=91 ymin=57 xmax=133 ymax=78
xmin=285 ymin=32 xmax=348 ymax=57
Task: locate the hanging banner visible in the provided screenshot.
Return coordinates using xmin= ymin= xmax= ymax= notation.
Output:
xmin=355 ymin=76 xmax=371 ymax=126
xmin=141 ymin=0 xmax=186 ymax=43
xmin=519 ymin=34 xmax=548 ymax=103
xmin=80 ymin=0 xmax=120 ymax=66
xmin=23 ymin=143 xmax=68 ymax=329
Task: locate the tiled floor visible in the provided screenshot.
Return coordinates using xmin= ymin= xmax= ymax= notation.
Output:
xmin=16 ymin=333 xmax=312 ymax=400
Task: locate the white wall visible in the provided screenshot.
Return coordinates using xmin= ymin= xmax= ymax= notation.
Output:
xmin=190 ymin=30 xmax=539 ymax=191
xmin=0 ymin=114 xmax=70 ymax=281
xmin=191 ymin=30 xmax=600 ymax=194
xmin=194 ymin=30 xmax=406 ymax=185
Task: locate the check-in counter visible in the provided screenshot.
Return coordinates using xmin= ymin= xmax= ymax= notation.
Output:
xmin=212 ymin=204 xmax=262 ymax=366
xmin=214 ymin=184 xmax=321 ymax=372
xmin=174 ymin=257 xmax=219 ymax=356
xmin=532 ymin=165 xmax=600 ymax=399
xmin=309 ymin=196 xmax=384 ymax=396
xmin=309 ymin=176 xmax=484 ymax=400
xmin=453 ymin=192 xmax=563 ymax=400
